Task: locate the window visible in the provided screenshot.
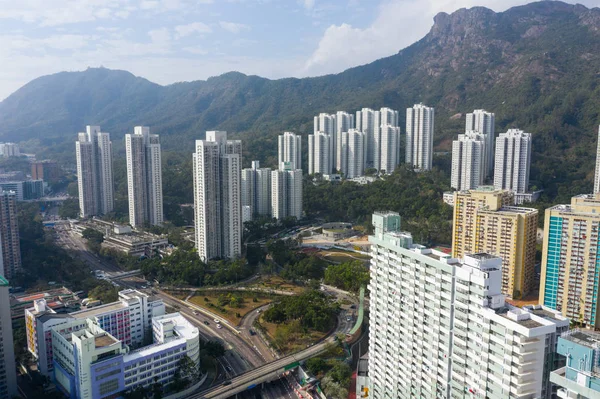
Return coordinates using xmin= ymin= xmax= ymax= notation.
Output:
xmin=99 ymin=379 xmax=119 ymax=396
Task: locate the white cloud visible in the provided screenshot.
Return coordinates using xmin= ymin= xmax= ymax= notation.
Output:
xmin=219 ymin=21 xmax=249 ymax=34
xmin=303 ymin=0 xmax=600 ymax=76
xmin=183 ymin=46 xmax=208 ymax=55
xmin=139 ymin=0 xmax=159 ymax=10
xmin=303 ymin=0 xmax=315 ymax=10
xmin=175 ymin=22 xmax=212 ymax=38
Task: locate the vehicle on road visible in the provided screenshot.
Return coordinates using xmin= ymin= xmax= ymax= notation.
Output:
xmin=346 ymin=316 xmax=352 ymax=322
xmin=193 ymin=310 xmax=199 ymax=315
xmin=225 ymin=366 xmax=233 ymax=373
xmin=256 ymin=309 xmax=262 ymax=314
xmin=350 ymin=304 xmax=357 ymax=309
xmin=203 ymin=321 xmax=209 ymax=326
xmin=216 ymin=324 xmax=222 ymax=329
xmin=249 ymin=329 xmax=256 ymax=336
xmin=222 ymin=381 xmax=231 ymax=386
xmin=214 ymin=318 xmax=220 ymax=323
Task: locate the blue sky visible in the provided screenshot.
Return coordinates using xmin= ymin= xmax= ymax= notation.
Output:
xmin=0 ymin=0 xmax=599 ymax=100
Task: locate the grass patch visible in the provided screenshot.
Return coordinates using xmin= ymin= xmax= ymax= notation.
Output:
xmin=257 ymin=316 xmax=329 ymax=356
xmin=188 ymin=290 xmax=278 ymax=325
xmin=317 ymin=249 xmax=370 ymax=264
xmin=248 ymin=275 xmax=307 ymax=294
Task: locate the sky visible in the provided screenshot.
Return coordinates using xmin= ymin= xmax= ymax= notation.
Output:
xmin=0 ymin=0 xmax=599 ymax=100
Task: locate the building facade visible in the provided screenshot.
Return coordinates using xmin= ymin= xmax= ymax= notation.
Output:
xmin=26 ymin=290 xmax=165 ymax=377
xmin=466 ymin=109 xmax=495 ymax=178
xmin=451 ymin=132 xmax=486 ymax=191
xmin=0 ymin=143 xmax=20 ymax=158
xmin=0 ymin=275 xmax=17 ymax=399
xmin=193 ymin=131 xmax=242 ymax=261
xmin=125 ymin=126 xmax=163 ymax=228
xmin=335 ymin=111 xmax=354 ymax=171
xmin=32 ymin=161 xmax=61 ymax=182
xmin=241 ymin=161 xmax=271 ymax=219
xmin=308 ymin=131 xmax=332 ymax=175
xmin=406 ymin=103 xmax=434 ymax=171
xmin=494 ymin=129 xmax=531 ymax=195
xmin=368 ymin=212 xmax=569 ymax=399
xmin=76 ymin=126 xmax=114 ymax=218
xmin=51 ymin=313 xmax=199 ymax=399
xmin=378 ymin=124 xmax=400 ymax=174
xmin=540 ymin=194 xmax=600 ymax=328
xmin=271 ymin=162 xmax=302 ymax=220
xmin=341 ymin=129 xmax=366 ymax=179
xmin=355 ymin=108 xmax=379 ymax=169
xmin=0 ymin=180 xmax=44 ymax=201
xmin=278 ymin=132 xmax=302 ymax=170
xmin=0 ymin=190 xmax=20 ymax=280
xmin=452 ymin=188 xmax=537 ymax=299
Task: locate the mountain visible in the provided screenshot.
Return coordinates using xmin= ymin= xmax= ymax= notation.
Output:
xmin=2 ymin=1 xmax=600 ymax=199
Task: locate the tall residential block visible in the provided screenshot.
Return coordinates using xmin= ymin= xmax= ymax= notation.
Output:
xmin=0 ymin=190 xmax=20 ymax=280
xmin=271 ymin=162 xmax=302 ymax=220
xmin=241 ymin=161 xmax=271 ymax=218
xmin=314 ymin=113 xmax=336 ymax=170
xmin=193 ymin=131 xmax=242 ymax=261
xmin=341 ymin=129 xmax=366 ymax=179
xmin=551 ymin=330 xmax=600 ymax=398
xmin=539 ymin=194 xmax=600 ymax=328
xmin=0 ymin=276 xmax=17 ymax=399
xmin=594 ymin=127 xmax=600 ymax=194
xmin=308 ymin=131 xmax=332 ymax=175
xmin=378 ymin=125 xmax=401 ymax=174
xmin=125 ymin=126 xmax=163 ymax=228
xmin=76 ymin=126 xmax=114 ymax=218
xmin=368 ymin=211 xmax=569 ymax=399
xmin=356 ymin=108 xmax=380 ymax=169
xmin=494 ymin=129 xmax=531 ymax=195
xmin=335 ymin=111 xmax=354 ymax=171
xmin=451 ymin=132 xmax=486 ymax=191
xmin=31 ymin=161 xmax=60 ymax=182
xmin=278 ymin=132 xmax=302 ymax=170
xmin=406 ymin=103 xmax=434 ymax=171
xmin=0 ymin=143 xmax=20 ymax=158
xmin=452 ymin=188 xmax=537 ymax=298
xmin=466 ymin=109 xmax=495 ymax=177
xmin=375 ymin=108 xmax=399 ymax=171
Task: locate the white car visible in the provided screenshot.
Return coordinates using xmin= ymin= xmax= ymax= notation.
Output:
xmin=216 ymin=324 xmax=222 ymax=329
xmin=214 ymin=318 xmax=220 ymax=323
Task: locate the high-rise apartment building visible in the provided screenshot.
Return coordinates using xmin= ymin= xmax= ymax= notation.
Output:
xmin=466 ymin=109 xmax=495 ymax=177
xmin=406 ymin=103 xmax=434 ymax=171
xmin=335 ymin=111 xmax=354 ymax=171
xmin=375 ymin=108 xmax=399 ymax=171
xmin=31 ymin=161 xmax=60 ymax=182
xmin=193 ymin=131 xmax=242 ymax=261
xmin=0 ymin=143 xmax=20 ymax=158
xmin=241 ymin=161 xmax=271 ymax=218
xmin=494 ymin=129 xmax=531 ymax=195
xmin=341 ymin=129 xmax=366 ymax=179
xmin=451 ymin=132 xmax=486 ymax=191
xmin=278 ymin=132 xmax=302 ymax=170
xmin=0 ymin=190 xmax=20 ymax=280
xmin=0 ymin=275 xmax=16 ymax=399
xmin=271 ymin=162 xmax=302 ymax=220
xmin=314 ymin=113 xmax=336 ymax=170
xmin=452 ymin=188 xmax=537 ymax=298
xmin=594 ymin=127 xmax=600 ymax=194
xmin=308 ymin=131 xmax=332 ymax=175
xmin=368 ymin=211 xmax=569 ymax=399
xmin=356 ymin=108 xmax=379 ymax=169
xmin=378 ymin=125 xmax=401 ymax=174
xmin=551 ymin=329 xmax=600 ymax=398
xmin=539 ymin=194 xmax=600 ymax=328
xmin=76 ymin=126 xmax=114 ymax=218
xmin=125 ymin=126 xmax=163 ymax=227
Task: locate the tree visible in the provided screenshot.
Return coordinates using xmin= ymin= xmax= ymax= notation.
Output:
xmin=88 ymin=282 xmax=118 ymax=303
xmin=172 ymin=356 xmax=199 ymax=390
xmin=324 ymin=260 xmax=369 ymax=293
xmin=201 ymin=340 xmax=225 ymax=358
xmin=58 ymin=198 xmax=79 ymax=219
xmin=306 ymin=357 xmax=328 ymax=376
xmin=82 ymin=228 xmax=104 ymax=253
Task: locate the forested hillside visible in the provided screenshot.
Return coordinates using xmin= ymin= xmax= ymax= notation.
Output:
xmin=2 ymin=1 xmax=600 ymax=199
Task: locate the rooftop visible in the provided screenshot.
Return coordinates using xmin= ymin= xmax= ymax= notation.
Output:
xmin=563 ymin=330 xmax=600 ymax=349
xmin=470 ymin=253 xmax=499 ymax=261
xmin=95 ymin=334 xmax=118 ymax=347
xmin=496 ymin=307 xmax=543 ymax=329
xmin=70 ymin=301 xmax=126 ymax=319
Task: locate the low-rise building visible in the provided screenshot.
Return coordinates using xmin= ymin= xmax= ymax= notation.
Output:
xmin=52 ymin=313 xmax=199 ymax=399
xmin=26 ymin=290 xmax=165 ymax=377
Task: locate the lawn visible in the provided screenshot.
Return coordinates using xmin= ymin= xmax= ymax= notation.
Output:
xmin=248 ymin=275 xmax=307 ymax=294
xmin=318 ymin=249 xmax=371 ymax=264
xmin=256 ymin=315 xmax=329 ymax=356
xmin=188 ymin=290 xmax=278 ymax=325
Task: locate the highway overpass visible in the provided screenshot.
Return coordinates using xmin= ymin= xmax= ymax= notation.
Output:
xmin=186 ymin=335 xmax=337 ymax=399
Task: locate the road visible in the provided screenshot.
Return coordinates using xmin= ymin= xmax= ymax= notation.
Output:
xmin=54 ymin=224 xmax=121 ymax=273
